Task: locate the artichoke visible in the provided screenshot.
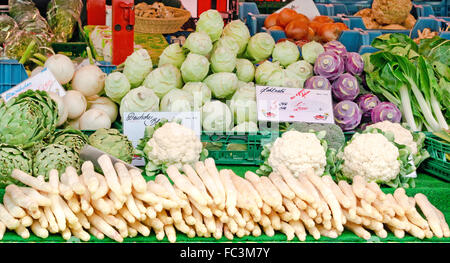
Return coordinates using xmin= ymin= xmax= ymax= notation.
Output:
xmin=0 ymin=90 xmax=58 ymax=149
xmin=88 ymin=128 xmax=134 ymax=163
xmin=51 ymin=128 xmax=88 ymax=153
xmin=0 ymin=144 xmax=32 ymax=187
xmin=33 ymin=143 xmax=81 ymax=180
xmin=27 ymin=139 xmax=50 ymax=156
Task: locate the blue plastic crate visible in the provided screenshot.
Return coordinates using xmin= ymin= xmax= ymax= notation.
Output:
xmin=343 ymin=16 xmax=443 ymax=37
xmin=238 ymin=2 xmax=261 ymax=21
xmin=325 ymin=0 xmax=372 ymax=15
xmin=339 ymin=29 xmax=382 ymax=52
xmin=435 ymin=16 xmax=450 ymax=30
xmin=265 ymin=29 xmax=287 ymax=42
xmin=359 ymin=45 xmax=379 ymax=54
xmin=331 ymin=3 xmax=350 ymax=15
xmin=242 ymin=1 xmax=345 ymax=36
xmin=0 ymin=60 xmax=28 ymax=94
xmin=164 ymin=31 xmax=192 ymax=44
xmin=414 ymin=1 xmax=448 ymax=16
xmin=0 ymin=60 xmax=115 ymax=96
xmin=316 ymin=3 xmax=335 ymax=16
xmin=248 ymin=14 xmax=268 ymax=36
xmin=97 ymin=61 xmax=117 ymax=74
xmin=440 ymin=31 xmax=450 ymax=39
xmin=410 ymin=17 xmax=442 ymax=38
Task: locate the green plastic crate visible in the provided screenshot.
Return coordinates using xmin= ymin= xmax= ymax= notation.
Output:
xmin=51 ymin=42 xmax=88 ymax=58
xmin=201 ymin=131 xmax=280 ymax=165
xmin=424 ymin=133 xmax=450 ymax=162
xmin=421 ymin=159 xmax=450 ymax=182
xmin=80 ymin=123 xmax=356 ymax=166
xmin=422 ymin=133 xmax=450 ymax=181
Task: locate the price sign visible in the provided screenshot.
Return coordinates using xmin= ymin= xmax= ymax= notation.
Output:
xmin=256 ymin=85 xmax=334 ymax=124
xmin=122 ymin=111 xmax=201 ymax=166
xmin=274 ymin=0 xmax=320 ymax=20
xmin=1 ymin=68 xmax=66 ymax=102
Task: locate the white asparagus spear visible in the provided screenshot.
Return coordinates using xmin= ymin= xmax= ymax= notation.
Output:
xmin=81 ymin=161 xmax=99 ymax=194
xmin=97 ymin=154 xmax=125 ymax=200
xmin=219 ymin=169 xmax=237 ymax=217
xmin=114 ymin=162 xmax=133 ymax=196
xmin=204 ymin=158 xmax=226 ymax=209
xmin=182 ymin=164 xmax=213 ymax=205
xmin=166 ymin=166 xmax=207 ymax=207
xmin=10 ymin=169 xmax=55 ymax=193
xmin=65 ymin=166 xmax=86 ymax=195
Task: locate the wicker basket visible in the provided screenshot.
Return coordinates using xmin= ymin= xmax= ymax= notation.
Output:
xmin=135 ymin=7 xmax=191 ymax=34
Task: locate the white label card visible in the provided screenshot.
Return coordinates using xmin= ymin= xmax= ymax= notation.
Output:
xmin=256 ymin=85 xmax=334 ymax=124
xmin=1 ymin=68 xmax=66 ymax=102
xmin=275 ymin=0 xmax=320 ymax=20
xmin=122 ymin=111 xmax=201 ymax=166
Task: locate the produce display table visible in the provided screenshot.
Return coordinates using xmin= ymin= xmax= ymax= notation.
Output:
xmin=1 ymin=165 xmax=448 ymax=243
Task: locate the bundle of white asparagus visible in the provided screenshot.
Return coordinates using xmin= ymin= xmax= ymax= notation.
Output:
xmin=0 ymin=155 xmax=448 ymax=242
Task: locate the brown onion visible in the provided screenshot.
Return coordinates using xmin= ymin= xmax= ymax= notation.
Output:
xmin=264 ymin=13 xmax=279 ymax=29
xmin=317 ymin=23 xmax=341 ymax=42
xmin=277 ymin=8 xmax=299 ymax=27
xmin=285 ymin=19 xmax=309 ymax=40
xmin=313 ymin=15 xmax=334 ymax=24
xmin=294 ymin=13 xmax=310 ymax=25
xmin=309 ymin=21 xmax=323 ymax=33
xmin=268 ymin=25 xmax=284 ymax=31
xmin=335 ymin=22 xmax=349 ymax=31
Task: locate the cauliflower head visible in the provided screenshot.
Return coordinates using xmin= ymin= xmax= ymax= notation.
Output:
xmin=340 ymin=133 xmax=400 ymax=183
xmin=368 ymin=121 xmax=417 ymax=154
xmin=143 ymin=122 xmax=204 ymax=174
xmin=267 ymin=131 xmax=327 ymax=177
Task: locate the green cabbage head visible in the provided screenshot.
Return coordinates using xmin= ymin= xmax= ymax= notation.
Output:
xmin=203 ymin=72 xmax=239 ymax=99
xmin=214 ymin=36 xmax=240 ymax=56
xmin=143 ymin=63 xmax=183 ymax=98
xmin=158 ymin=43 xmax=187 ymax=68
xmin=229 ymin=83 xmax=257 ymax=124
xmin=105 ymin=72 xmax=131 ymax=104
xmin=201 ymin=100 xmax=234 ymax=132
xmin=160 ymin=89 xmax=194 ymax=112
xmin=235 ymin=58 xmax=255 ymax=82
xmin=183 ymin=31 xmax=213 ymax=56
xmin=272 ymin=40 xmax=300 ymax=67
xmin=211 ymin=45 xmax=236 ymax=73
xmin=255 ymin=60 xmax=282 ymax=85
xmin=180 ymin=53 xmax=210 ymax=82
xmin=182 ymin=82 xmax=212 ymax=110
xmin=123 ymin=49 xmax=153 ymax=88
xmin=286 ymin=60 xmax=314 ymax=80
xmin=120 ymin=86 xmax=160 ymax=118
xmin=244 ymin=32 xmax=275 ymax=63
xmin=196 ymin=9 xmax=224 ymax=42
xmin=222 ymin=20 xmax=251 ymax=55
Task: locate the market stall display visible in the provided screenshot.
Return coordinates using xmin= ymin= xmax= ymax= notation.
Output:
xmin=0 ymin=1 xmax=449 ymax=244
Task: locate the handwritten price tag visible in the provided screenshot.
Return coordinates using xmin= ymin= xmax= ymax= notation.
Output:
xmin=1 ymin=68 xmax=66 ymax=102
xmin=256 ymin=85 xmax=334 ymax=124
xmin=122 ymin=111 xmax=201 ymax=166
